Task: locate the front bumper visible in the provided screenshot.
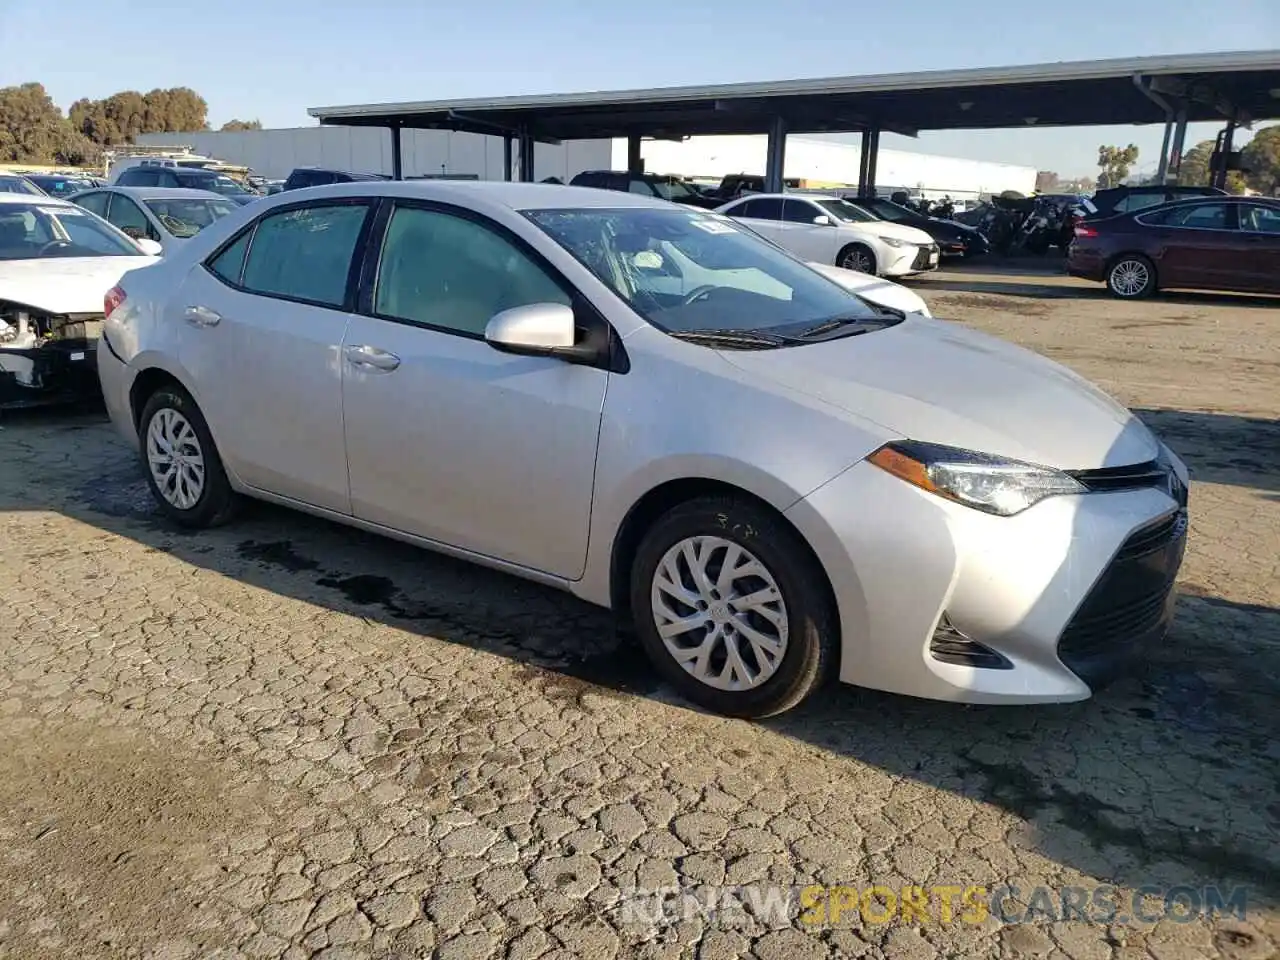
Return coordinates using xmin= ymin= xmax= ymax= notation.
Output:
xmin=883 ymin=243 xmax=940 ymax=277
xmin=785 ymin=458 xmax=1188 ymax=703
xmin=0 ymin=339 xmax=100 ymax=408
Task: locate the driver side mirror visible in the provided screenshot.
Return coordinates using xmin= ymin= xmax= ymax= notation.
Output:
xmin=812 ymin=214 xmax=833 ymax=226
xmin=484 ymin=302 xmax=602 ymax=365
xmin=134 ymin=237 xmax=163 ymax=256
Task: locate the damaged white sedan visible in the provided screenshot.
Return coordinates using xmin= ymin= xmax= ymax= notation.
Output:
xmin=0 ymin=193 xmax=160 ymax=407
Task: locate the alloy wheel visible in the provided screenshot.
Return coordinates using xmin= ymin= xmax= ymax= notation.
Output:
xmin=1110 ymin=259 xmax=1149 ymax=297
xmin=146 ymin=407 xmax=206 ymax=510
xmin=840 ymin=248 xmax=873 ymax=273
xmin=649 ymin=535 xmax=789 ymax=691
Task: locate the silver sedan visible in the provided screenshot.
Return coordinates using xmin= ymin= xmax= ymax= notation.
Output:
xmin=97 ymin=181 xmax=1189 ymax=718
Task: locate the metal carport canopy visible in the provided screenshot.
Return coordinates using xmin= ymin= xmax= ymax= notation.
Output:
xmin=308 ymin=50 xmax=1280 ymax=142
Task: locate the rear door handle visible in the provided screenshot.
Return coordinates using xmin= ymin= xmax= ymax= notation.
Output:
xmin=345 ymin=345 xmax=400 ymax=371
xmin=184 ymin=305 xmax=222 ymax=327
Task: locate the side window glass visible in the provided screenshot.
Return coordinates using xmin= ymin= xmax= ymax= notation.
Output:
xmin=374 ymin=205 xmax=570 ymax=337
xmin=627 ymin=179 xmax=652 ymax=195
xmin=209 ymin=229 xmax=253 ymax=285
xmin=74 ymin=192 xmax=109 ymax=217
xmin=108 ymin=196 xmax=157 ymax=241
xmin=781 ymin=200 xmax=818 ymax=223
xmin=730 ymin=199 xmax=757 ymax=218
xmin=240 ymin=204 xmax=369 ymax=306
xmin=1240 ymin=205 xmax=1280 ymax=234
xmin=746 ymin=198 xmax=784 ymax=220
xmin=1166 ymin=203 xmax=1228 ymax=229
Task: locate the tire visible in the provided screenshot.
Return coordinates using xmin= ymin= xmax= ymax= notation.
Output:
xmin=1106 ymin=254 xmax=1157 ymax=299
xmin=629 ymin=495 xmax=837 ymax=719
xmin=138 ymin=384 xmax=238 ymax=528
xmin=837 ymin=243 xmax=877 ymax=275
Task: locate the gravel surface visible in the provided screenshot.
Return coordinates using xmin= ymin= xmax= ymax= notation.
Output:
xmin=0 ymin=265 xmax=1276 ymax=959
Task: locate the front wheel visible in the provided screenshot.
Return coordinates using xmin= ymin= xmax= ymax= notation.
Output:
xmin=837 ymin=244 xmax=877 ymax=275
xmin=138 ymin=385 xmax=238 ymax=528
xmin=629 ymin=496 xmax=837 ymax=718
xmin=1106 ymin=255 xmax=1157 ymax=299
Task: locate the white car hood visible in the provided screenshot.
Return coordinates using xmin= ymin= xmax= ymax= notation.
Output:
xmin=848 ymin=220 xmax=934 ymax=246
xmin=805 ymin=262 xmax=930 ymax=316
xmin=721 ymin=316 xmax=1159 ymax=470
xmin=0 ymin=256 xmax=158 ymax=314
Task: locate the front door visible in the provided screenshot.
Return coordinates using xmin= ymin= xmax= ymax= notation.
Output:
xmin=341 ymin=201 xmax=608 ymax=579
xmin=775 ymin=199 xmax=840 ymax=263
xmin=1237 ymin=203 xmax=1280 ymax=292
xmin=174 ymin=199 xmax=373 ymax=513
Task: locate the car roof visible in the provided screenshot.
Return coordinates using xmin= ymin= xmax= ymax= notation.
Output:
xmin=96 ymin=186 xmax=231 ymax=201
xmin=271 ymin=179 xmax=679 ymax=211
xmin=726 ymin=193 xmax=837 ymax=201
xmin=0 ymin=192 xmax=73 ymax=206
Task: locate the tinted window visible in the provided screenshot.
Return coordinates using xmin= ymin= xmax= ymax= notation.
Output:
xmin=628 ymin=178 xmax=656 ymax=196
xmin=160 ymin=171 xmax=184 ymax=188
xmin=735 ymin=198 xmax=783 ymax=220
xmin=119 ymin=168 xmax=160 ymax=187
xmin=1239 ymin=204 xmax=1280 ymax=234
xmin=107 ymin=196 xmax=159 ymax=241
xmin=572 ymin=172 xmax=604 ymax=188
xmin=240 ymin=203 xmax=369 ymax=306
xmin=209 ymin=229 xmax=252 ymax=285
xmin=73 ymin=191 xmax=110 ymax=217
xmin=1114 ymin=193 xmax=1167 ymax=214
xmin=1160 ymin=203 xmax=1230 ymax=229
xmin=781 ymin=200 xmax=820 ymax=223
xmin=374 ymin=204 xmax=569 ymax=336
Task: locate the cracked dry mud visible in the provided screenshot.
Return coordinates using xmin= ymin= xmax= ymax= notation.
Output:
xmin=0 ymin=267 xmax=1277 ymax=959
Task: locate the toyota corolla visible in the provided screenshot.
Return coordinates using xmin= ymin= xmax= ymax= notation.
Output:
xmin=97 ymin=181 xmax=1189 ymax=718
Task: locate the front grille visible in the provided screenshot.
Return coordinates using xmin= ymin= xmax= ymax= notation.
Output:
xmin=1068 ymin=459 xmax=1188 ymax=507
xmin=1057 ymin=509 xmax=1187 ymax=687
xmin=911 ymin=244 xmax=939 ymax=270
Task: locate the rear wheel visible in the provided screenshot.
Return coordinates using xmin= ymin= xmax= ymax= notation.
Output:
xmin=138 ymin=385 xmax=238 ymax=528
xmin=1106 ymin=255 xmax=1156 ymax=298
xmin=837 ymin=243 xmax=877 ymax=275
xmin=629 ymin=496 xmax=836 ymax=718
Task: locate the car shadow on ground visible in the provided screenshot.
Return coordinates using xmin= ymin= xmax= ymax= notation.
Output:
xmin=1135 ymin=408 xmax=1280 ymax=495
xmin=2 ymin=407 xmax=1278 ymax=917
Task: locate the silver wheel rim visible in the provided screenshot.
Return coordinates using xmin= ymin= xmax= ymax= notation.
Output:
xmin=841 ymin=248 xmax=872 ymax=273
xmin=650 ymin=536 xmax=789 ymax=692
xmin=1111 ymin=260 xmax=1149 ymax=296
xmin=146 ymin=408 xmax=205 ymax=510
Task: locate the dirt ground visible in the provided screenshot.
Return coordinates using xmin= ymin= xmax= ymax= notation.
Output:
xmin=0 ymin=263 xmax=1276 ymax=960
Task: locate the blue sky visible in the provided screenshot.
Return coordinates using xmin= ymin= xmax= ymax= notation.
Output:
xmin=2 ymin=0 xmax=1276 ymax=176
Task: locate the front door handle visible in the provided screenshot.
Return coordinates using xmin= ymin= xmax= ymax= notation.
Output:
xmin=345 ymin=345 xmax=400 ymax=371
xmin=184 ymin=305 xmax=222 ymax=327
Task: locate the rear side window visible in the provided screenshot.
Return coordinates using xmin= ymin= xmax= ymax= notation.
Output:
xmin=739 ymin=197 xmax=783 ymax=220
xmin=238 ymin=203 xmax=369 ymax=307
xmin=119 ymin=168 xmax=160 ymax=187
xmin=209 ymin=229 xmax=253 ymax=285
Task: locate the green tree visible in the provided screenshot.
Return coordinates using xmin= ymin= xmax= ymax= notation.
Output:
xmin=220 ymin=119 xmax=263 ymax=131
xmin=0 ymin=82 xmax=97 ymax=164
xmin=70 ymin=87 xmax=209 ymax=146
xmin=1097 ymin=144 xmax=1139 ymax=189
xmin=1241 ymin=124 xmax=1280 ymax=195
xmin=1176 ymin=139 xmax=1248 ymax=193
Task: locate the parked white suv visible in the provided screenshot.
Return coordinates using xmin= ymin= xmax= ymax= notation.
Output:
xmin=716 ymin=193 xmax=939 ymax=276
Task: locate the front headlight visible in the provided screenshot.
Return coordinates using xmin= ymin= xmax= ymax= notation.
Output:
xmin=868 ymin=440 xmax=1085 ymax=516
xmin=878 ymin=235 xmax=907 ymax=248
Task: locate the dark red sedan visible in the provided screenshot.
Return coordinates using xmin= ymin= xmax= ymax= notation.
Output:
xmin=1067 ymin=196 xmax=1280 ymax=298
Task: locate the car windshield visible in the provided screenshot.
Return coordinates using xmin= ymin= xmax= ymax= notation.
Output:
xmin=813 ymin=199 xmax=878 ymax=223
xmin=0 ymin=177 xmax=45 ymax=196
xmin=0 ymin=202 xmax=142 ymax=260
xmin=29 ymin=177 xmax=90 ymax=196
xmin=144 ymin=197 xmax=239 ymax=237
xmin=649 ymin=178 xmax=698 ymax=200
xmin=860 ymin=199 xmax=912 ymax=222
xmin=185 ymin=174 xmax=253 ymax=197
xmin=525 ymin=207 xmax=886 ymax=339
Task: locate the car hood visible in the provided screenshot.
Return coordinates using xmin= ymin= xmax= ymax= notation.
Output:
xmin=805 ymin=262 xmax=930 ymax=316
xmin=720 ymin=316 xmax=1158 ymax=470
xmin=0 ymin=256 xmax=159 ymax=314
xmin=848 ymin=220 xmax=933 ymax=245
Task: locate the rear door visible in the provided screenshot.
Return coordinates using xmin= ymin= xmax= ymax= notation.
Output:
xmin=723 ymin=197 xmax=786 ymax=245
xmin=1236 ymin=203 xmax=1280 ymax=292
xmin=173 ymin=197 xmax=374 ymax=512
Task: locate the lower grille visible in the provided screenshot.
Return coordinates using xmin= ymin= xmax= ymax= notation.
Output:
xmin=911 ymin=244 xmax=939 ymax=270
xmin=1057 ymin=509 xmax=1187 ymax=688
xmin=930 ymin=614 xmax=1012 ymax=670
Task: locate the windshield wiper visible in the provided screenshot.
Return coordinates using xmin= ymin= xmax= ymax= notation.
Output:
xmin=668 ymin=328 xmax=800 ymax=349
xmin=795 ymin=309 xmax=903 ymax=339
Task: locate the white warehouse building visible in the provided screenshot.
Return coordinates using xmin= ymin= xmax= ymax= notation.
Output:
xmin=135 ymin=127 xmax=1035 ymax=199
